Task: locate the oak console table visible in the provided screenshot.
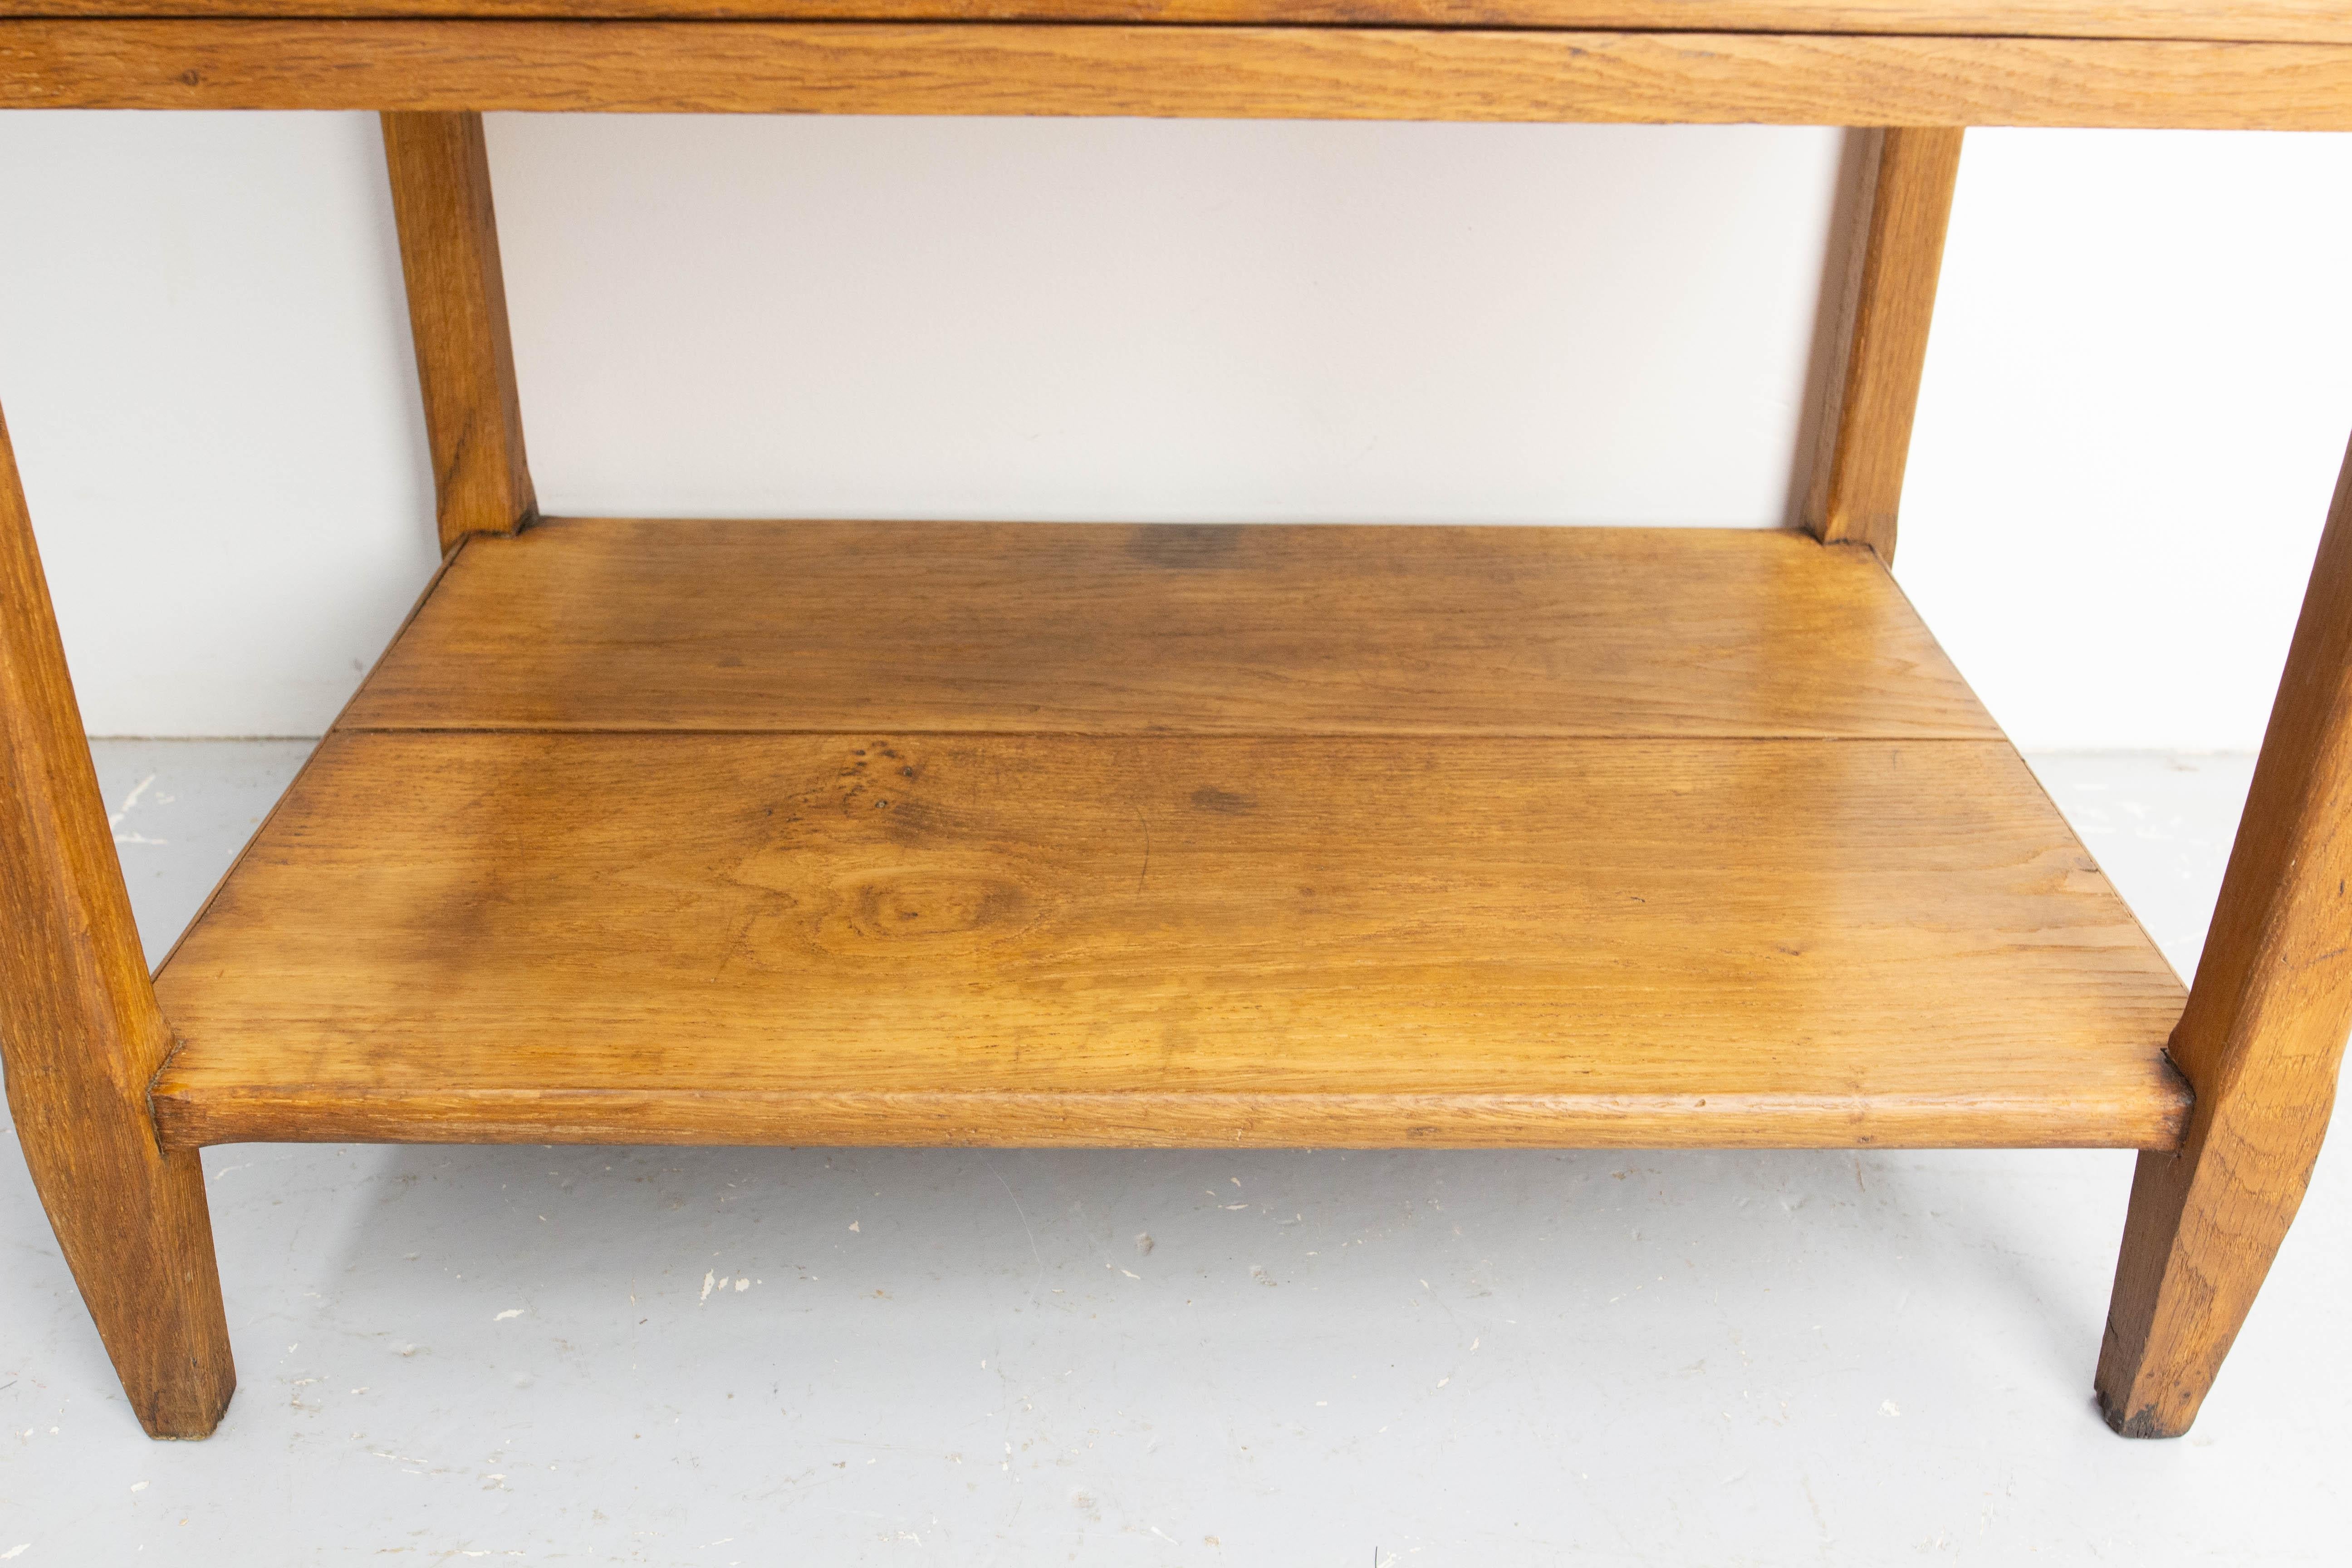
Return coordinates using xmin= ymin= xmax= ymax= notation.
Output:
xmin=5 ymin=3 xmax=2351 ymax=1445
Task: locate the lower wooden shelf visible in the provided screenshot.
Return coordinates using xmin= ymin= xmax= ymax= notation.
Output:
xmin=149 ymin=520 xmax=2190 ymax=1152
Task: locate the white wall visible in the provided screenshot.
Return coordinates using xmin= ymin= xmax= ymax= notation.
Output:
xmin=0 ymin=113 xmax=435 ymax=738
xmin=494 ymin=117 xmax=1838 ymax=527
xmin=1904 ymin=130 xmax=2352 ymax=752
xmin=3 ymin=113 xmax=2350 ymax=747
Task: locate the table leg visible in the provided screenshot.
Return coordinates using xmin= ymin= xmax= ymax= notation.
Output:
xmin=2097 ymin=432 xmax=2352 ymax=1436
xmin=0 ymin=401 xmax=234 ymax=1439
xmin=383 ymin=109 xmax=536 ymax=554
xmin=1800 ymin=125 xmax=1963 ymax=565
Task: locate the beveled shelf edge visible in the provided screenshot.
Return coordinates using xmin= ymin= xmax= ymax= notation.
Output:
xmin=10 ymin=1 xmax=2350 ymax=50
xmin=150 ymin=1083 xmax=2194 ymax=1153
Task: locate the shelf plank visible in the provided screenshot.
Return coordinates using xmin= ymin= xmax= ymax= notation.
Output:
xmin=156 ymin=520 xmax=2183 ymax=1152
xmin=345 ymin=521 xmax=1999 ymax=739
xmin=152 ymin=730 xmax=2189 ymax=1151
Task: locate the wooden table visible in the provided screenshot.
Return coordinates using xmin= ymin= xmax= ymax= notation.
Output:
xmin=4 ymin=3 xmax=2347 ymax=1445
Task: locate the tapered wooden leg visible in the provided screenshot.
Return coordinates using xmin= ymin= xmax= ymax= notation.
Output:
xmin=0 ymin=403 xmax=234 ymax=1439
xmin=382 ymin=110 xmax=537 ymax=554
xmin=2097 ymin=434 xmax=2352 ymax=1437
xmin=1800 ymin=126 xmax=1965 ymax=564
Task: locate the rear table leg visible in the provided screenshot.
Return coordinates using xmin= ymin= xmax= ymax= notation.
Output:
xmin=382 ymin=110 xmax=537 ymax=553
xmin=1800 ymin=125 xmax=1964 ymax=565
xmin=2097 ymin=433 xmax=2352 ymax=1436
xmin=0 ymin=402 xmax=234 ymax=1439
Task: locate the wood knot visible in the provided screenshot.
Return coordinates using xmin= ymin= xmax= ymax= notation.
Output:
xmin=818 ymin=872 xmax=1034 ymax=953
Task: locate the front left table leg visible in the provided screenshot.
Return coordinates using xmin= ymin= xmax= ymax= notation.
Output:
xmin=0 ymin=401 xmax=234 ymax=1439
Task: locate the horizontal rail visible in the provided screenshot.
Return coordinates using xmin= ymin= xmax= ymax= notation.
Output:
xmin=5 ymin=1 xmax=2351 ymax=46
xmin=4 ymin=22 xmax=2352 ymax=126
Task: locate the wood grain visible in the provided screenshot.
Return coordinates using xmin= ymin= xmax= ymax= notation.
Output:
xmin=1800 ymin=127 xmax=1961 ymax=563
xmin=343 ymin=521 xmax=2000 ymax=739
xmin=6 ymin=2 xmax=2351 ymax=49
xmin=382 ymin=110 xmax=535 ymax=552
xmin=151 ymin=730 xmax=2188 ymax=1151
xmin=0 ymin=401 xmax=234 ymax=1439
xmin=8 ymin=23 xmax=2352 ymax=128
xmin=2096 ymin=436 xmax=2352 ymax=1438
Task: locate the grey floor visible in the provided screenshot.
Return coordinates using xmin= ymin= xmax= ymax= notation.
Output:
xmin=2 ymin=744 xmax=2345 ymax=1564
